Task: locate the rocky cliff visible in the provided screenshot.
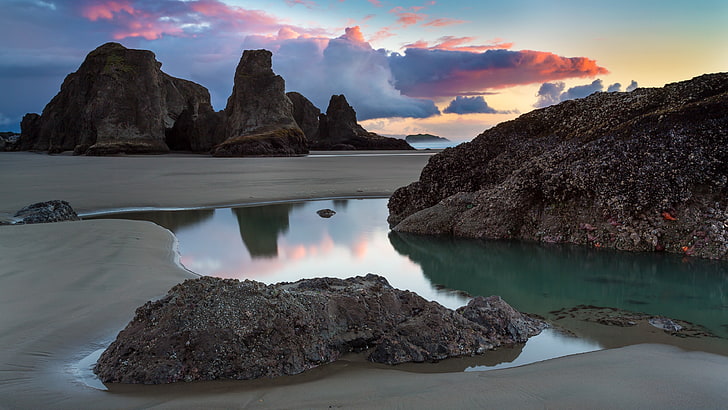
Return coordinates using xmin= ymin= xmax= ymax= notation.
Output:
xmin=287 ymin=91 xmax=321 ymax=141
xmin=17 ymin=43 xmax=216 ymax=155
xmin=94 ymin=274 xmax=545 ymax=384
xmin=210 ymin=50 xmax=307 ymax=157
xmin=389 ymin=73 xmax=728 ymax=260
xmin=299 ymin=94 xmax=414 ymax=150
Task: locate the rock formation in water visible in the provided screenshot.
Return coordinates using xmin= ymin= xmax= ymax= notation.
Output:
xmin=9 ymin=200 xmax=80 ymax=224
xmin=94 ymin=274 xmax=545 ymax=384
xmin=405 ymin=134 xmax=451 ymax=144
xmin=210 ymin=50 xmax=307 ymax=157
xmin=309 ymin=95 xmax=414 ymax=150
xmin=388 ymin=73 xmax=728 ymax=260
xmin=17 ymin=43 xmax=218 ymax=155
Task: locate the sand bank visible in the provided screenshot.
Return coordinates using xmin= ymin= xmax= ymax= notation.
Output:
xmin=1 ymin=151 xmax=727 ymax=408
xmin=0 ymin=151 xmax=433 ymax=215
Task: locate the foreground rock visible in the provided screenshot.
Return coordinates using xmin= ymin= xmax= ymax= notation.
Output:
xmin=10 ymin=200 xmax=80 ymax=224
xmin=211 ymin=50 xmax=307 ymax=157
xmin=389 ymin=73 xmax=728 ymax=260
xmin=94 ymin=274 xmax=545 ymax=384
xmin=300 ymin=94 xmax=414 ymax=150
xmin=17 ymin=43 xmax=216 ymax=155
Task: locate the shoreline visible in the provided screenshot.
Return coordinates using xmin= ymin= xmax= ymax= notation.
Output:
xmin=1 ymin=151 xmax=727 ymax=408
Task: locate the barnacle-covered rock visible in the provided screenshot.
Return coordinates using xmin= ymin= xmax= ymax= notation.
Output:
xmin=94 ymin=274 xmax=545 ymax=384
xmin=389 ymin=73 xmax=728 ymax=260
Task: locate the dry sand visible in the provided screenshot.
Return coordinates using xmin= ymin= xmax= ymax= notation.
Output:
xmin=1 ymin=151 xmax=727 ymax=409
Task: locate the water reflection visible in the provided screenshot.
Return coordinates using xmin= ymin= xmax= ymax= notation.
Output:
xmin=389 ymin=231 xmax=728 ymax=338
xmin=98 ymin=198 xmax=728 ymax=339
xmin=101 ymin=199 xmax=468 ymax=309
xmin=465 ymin=329 xmax=602 ymax=372
xmin=233 ymin=203 xmax=301 ymax=258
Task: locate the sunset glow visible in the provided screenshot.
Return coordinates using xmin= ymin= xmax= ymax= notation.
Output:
xmin=1 ymin=0 xmax=725 ymax=138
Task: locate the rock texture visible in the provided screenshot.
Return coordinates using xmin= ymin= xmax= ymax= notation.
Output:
xmin=312 ymin=95 xmax=414 ymax=150
xmin=11 ymin=200 xmax=80 ymax=224
xmin=17 ymin=43 xmax=217 ymax=155
xmin=389 ymin=73 xmax=728 ymax=260
xmin=0 ymin=132 xmax=18 ymax=151
xmin=94 ymin=274 xmax=545 ymax=384
xmin=211 ymin=50 xmax=307 ymax=157
xmin=287 ymin=91 xmax=321 ymax=141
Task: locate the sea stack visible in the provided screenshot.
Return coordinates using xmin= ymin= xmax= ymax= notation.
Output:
xmin=297 ymin=94 xmax=414 ymax=150
xmin=211 ymin=50 xmax=308 ymax=157
xmin=388 ymin=73 xmax=728 ymax=260
xmin=17 ymin=42 xmax=215 ymax=155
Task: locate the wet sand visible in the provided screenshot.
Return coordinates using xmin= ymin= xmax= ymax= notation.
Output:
xmin=1 ymin=151 xmax=727 ymax=408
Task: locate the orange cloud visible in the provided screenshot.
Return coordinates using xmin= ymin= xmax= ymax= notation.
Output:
xmin=341 ymin=25 xmax=366 ymax=43
xmin=390 ymin=48 xmax=609 ymax=97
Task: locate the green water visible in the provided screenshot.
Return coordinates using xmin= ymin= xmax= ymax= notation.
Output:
xmin=97 ymin=198 xmax=728 ymax=339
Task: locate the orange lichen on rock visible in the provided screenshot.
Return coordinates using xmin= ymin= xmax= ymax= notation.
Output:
xmin=662 ymin=211 xmax=678 ymax=221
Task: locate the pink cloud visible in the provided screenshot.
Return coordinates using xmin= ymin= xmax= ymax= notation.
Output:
xmin=405 ymin=36 xmax=514 ymax=53
xmin=82 ymin=0 xmax=136 ymax=21
xmin=389 ymin=6 xmax=427 ymax=27
xmin=368 ymin=0 xmax=383 ymax=7
xmin=79 ymin=0 xmax=286 ymax=40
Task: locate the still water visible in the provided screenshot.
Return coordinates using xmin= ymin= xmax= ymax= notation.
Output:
xmin=103 ymin=198 xmax=728 ymax=342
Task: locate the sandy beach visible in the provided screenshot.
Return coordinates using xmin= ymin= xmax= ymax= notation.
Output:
xmin=1 ymin=151 xmax=727 ymax=409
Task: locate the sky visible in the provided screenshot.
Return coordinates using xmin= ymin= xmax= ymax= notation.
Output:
xmin=1 ymin=0 xmax=726 ymax=140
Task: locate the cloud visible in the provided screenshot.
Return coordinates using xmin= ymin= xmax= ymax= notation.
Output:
xmin=560 ymin=79 xmax=604 ymax=100
xmin=285 ymin=0 xmax=317 ymax=8
xmin=626 ymin=80 xmax=639 ymax=91
xmin=534 ymin=79 xmax=604 ymax=108
xmin=422 ymin=18 xmax=467 ymax=27
xmin=243 ymin=26 xmax=440 ymax=121
xmin=389 ymin=48 xmax=608 ymax=97
xmin=533 ymin=82 xmax=565 ymax=107
xmin=389 ymin=7 xmax=427 ymax=27
xmin=403 ymin=36 xmax=513 ymax=52
xmin=607 ymin=82 xmax=621 ymax=92
xmin=0 ymin=113 xmax=15 ymax=126
xmin=443 ymin=96 xmax=506 ymax=114
xmin=75 ymin=0 xmax=285 ymax=40
xmin=368 ymin=0 xmax=383 ymax=7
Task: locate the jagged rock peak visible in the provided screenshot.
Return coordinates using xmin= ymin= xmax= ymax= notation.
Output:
xmin=213 ymin=49 xmax=307 ymax=156
xmin=326 ymin=94 xmax=360 ymax=130
xmin=311 ymin=94 xmax=414 ymax=150
xmin=236 ymin=49 xmax=275 ymax=76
